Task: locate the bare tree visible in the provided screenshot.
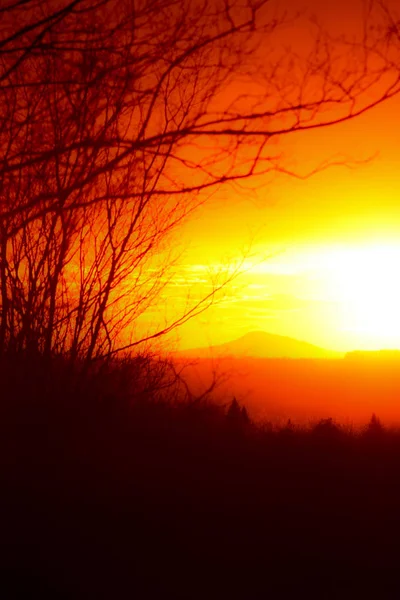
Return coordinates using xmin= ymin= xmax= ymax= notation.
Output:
xmin=0 ymin=0 xmax=399 ymax=367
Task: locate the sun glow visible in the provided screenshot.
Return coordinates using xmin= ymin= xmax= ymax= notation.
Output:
xmin=318 ymin=244 xmax=400 ymax=347
xmin=172 ymin=243 xmax=400 ymax=352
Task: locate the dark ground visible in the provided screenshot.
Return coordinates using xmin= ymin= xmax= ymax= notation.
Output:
xmin=1 ymin=355 xmax=400 ymax=599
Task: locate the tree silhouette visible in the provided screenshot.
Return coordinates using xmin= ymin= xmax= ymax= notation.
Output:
xmin=241 ymin=405 xmax=250 ymax=425
xmin=365 ymin=413 xmax=384 ymax=437
xmin=0 ymin=0 xmax=399 ymax=368
xmin=227 ymin=396 xmax=250 ymax=428
xmin=227 ymin=397 xmax=241 ymax=423
xmin=312 ymin=417 xmax=342 ymax=441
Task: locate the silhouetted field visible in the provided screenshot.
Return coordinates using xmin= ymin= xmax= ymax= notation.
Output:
xmin=1 ymin=354 xmax=400 ymax=598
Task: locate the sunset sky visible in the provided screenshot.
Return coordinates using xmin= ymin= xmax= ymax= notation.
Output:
xmin=154 ymin=0 xmax=400 ymax=353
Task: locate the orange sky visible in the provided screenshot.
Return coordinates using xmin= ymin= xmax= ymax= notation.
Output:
xmin=155 ymin=0 xmax=400 ymax=352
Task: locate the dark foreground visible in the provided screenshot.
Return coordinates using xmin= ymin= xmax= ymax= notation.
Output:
xmin=1 ymin=355 xmax=400 ymax=599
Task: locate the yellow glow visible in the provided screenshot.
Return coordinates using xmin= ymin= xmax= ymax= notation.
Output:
xmin=163 ymin=242 xmax=400 ymax=352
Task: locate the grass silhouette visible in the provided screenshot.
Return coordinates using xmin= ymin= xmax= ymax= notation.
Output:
xmin=1 ymin=353 xmax=400 ymax=598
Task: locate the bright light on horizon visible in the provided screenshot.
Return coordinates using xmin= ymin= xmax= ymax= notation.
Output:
xmin=164 ymin=242 xmax=400 ymax=353
xmin=319 ymin=244 xmax=400 ymax=348
xmin=239 ymin=242 xmax=400 ymax=351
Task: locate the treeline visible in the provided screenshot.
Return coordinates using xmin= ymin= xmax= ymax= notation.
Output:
xmin=1 ymin=352 xmax=400 ymax=599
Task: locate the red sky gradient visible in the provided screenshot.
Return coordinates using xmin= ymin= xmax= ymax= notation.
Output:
xmin=143 ymin=0 xmax=400 ymax=353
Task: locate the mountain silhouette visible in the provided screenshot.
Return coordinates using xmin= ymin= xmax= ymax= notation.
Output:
xmin=180 ymin=331 xmax=343 ymax=359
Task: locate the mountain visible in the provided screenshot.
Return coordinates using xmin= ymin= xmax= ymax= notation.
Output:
xmin=179 ymin=331 xmax=343 ymax=359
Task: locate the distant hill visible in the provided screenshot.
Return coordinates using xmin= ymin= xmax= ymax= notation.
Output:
xmin=345 ymin=349 xmax=400 ymax=361
xmin=179 ymin=331 xmax=343 ymax=359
